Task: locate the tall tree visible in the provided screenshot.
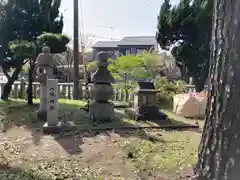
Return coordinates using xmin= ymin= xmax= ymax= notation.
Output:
xmin=156 ymin=0 xmax=213 ymax=92
xmin=194 ymin=0 xmax=240 ymax=179
xmin=0 ymin=0 xmax=64 ymax=100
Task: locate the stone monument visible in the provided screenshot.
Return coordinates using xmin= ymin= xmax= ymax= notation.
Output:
xmin=42 ymin=78 xmax=64 ymax=132
xmin=89 ymin=51 xmax=115 ymax=122
xmin=35 ymin=47 xmax=54 ymax=120
xmin=126 ymin=81 xmax=169 ymax=122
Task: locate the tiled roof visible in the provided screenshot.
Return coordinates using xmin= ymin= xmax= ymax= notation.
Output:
xmin=118 ymin=36 xmax=156 ymax=46
xmin=92 ymin=41 xmax=120 ymax=48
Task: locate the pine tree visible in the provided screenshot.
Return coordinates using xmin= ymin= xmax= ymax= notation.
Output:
xmin=0 ymin=0 xmax=68 ymax=100
xmin=156 ymin=0 xmax=213 ymax=92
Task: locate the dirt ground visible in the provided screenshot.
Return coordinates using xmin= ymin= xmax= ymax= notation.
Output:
xmin=0 ymin=100 xmax=201 ymax=180
xmin=0 ymin=126 xmax=200 ymax=180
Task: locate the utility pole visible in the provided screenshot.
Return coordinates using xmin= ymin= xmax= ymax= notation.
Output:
xmin=81 ymin=42 xmax=88 ymax=100
xmin=73 ymin=0 xmax=80 ymax=99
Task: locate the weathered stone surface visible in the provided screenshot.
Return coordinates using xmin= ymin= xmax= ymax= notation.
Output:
xmin=126 ymin=81 xmax=169 ymax=122
xmin=89 ymin=101 xmax=114 ymax=122
xmin=36 ymin=110 xmax=47 ymax=121
xmin=89 ymin=51 xmax=116 ymax=122
xmin=35 ymin=46 xmax=55 ymax=120
xmin=36 ymin=73 xmax=47 ymax=83
xmin=42 ymin=121 xmax=64 ymax=133
xmin=36 ymin=47 xmax=54 ymax=67
xmin=97 ymin=51 xmax=109 ymax=62
xmin=91 ymin=51 xmax=115 ymax=84
xmin=90 ymin=84 xmax=114 ymax=101
xmin=91 ymin=68 xmax=115 ymax=83
xmin=36 ymin=46 xmax=54 ymax=79
xmin=46 ymin=79 xmax=58 ymax=126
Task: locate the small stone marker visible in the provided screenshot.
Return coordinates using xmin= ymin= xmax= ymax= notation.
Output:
xmin=42 ymin=78 xmax=63 ymax=132
xmin=46 ymin=79 xmax=58 ymax=125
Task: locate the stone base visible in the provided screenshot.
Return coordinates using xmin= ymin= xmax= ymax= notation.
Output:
xmin=42 ymin=122 xmax=64 ymax=133
xmin=37 ymin=110 xmax=47 ymax=121
xmin=89 ymin=101 xmax=114 ymax=122
xmin=125 ymin=108 xmax=170 ymax=123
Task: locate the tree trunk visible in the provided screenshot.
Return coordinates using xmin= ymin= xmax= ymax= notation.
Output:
xmin=27 ymin=60 xmax=34 ymax=105
xmin=194 ymin=1 xmax=240 ymax=180
xmin=1 ymin=79 xmax=14 ymax=101
xmin=1 ymin=66 xmax=22 ymax=100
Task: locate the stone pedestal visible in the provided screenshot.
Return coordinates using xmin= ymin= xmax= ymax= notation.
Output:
xmin=89 ymin=101 xmax=114 ymax=122
xmin=89 ymin=51 xmax=115 ymax=123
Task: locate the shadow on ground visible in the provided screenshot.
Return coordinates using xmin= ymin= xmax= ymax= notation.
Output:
xmin=0 ymin=99 xmax=85 ymax=155
xmin=0 ymin=99 xmax=195 ymax=155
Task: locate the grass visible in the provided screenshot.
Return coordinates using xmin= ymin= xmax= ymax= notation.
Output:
xmin=0 ymin=99 xmax=201 ymax=179
xmin=122 ymin=131 xmax=199 ymax=174
xmin=0 ymin=99 xmax=198 ymax=131
xmin=0 ymin=159 xmax=105 ymax=180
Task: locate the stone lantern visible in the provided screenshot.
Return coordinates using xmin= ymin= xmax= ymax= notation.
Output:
xmin=36 ymin=47 xmax=54 ymax=79
xmin=126 ymin=81 xmax=168 ymax=121
xmin=35 ymin=47 xmax=54 ymax=120
xmin=89 ymin=51 xmax=115 ymax=122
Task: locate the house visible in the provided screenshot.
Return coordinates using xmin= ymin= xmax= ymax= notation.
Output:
xmin=91 ymin=36 xmax=157 ymax=60
xmin=118 ymin=36 xmax=156 ymax=56
xmin=92 ymin=41 xmax=120 ymax=60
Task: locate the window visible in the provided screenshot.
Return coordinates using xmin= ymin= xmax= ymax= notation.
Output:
xmin=131 ymin=48 xmax=137 ymax=54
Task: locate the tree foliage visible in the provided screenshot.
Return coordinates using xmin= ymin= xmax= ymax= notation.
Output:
xmin=108 ymin=55 xmax=147 ymax=81
xmin=1 ymin=0 xmax=64 ymax=65
xmin=156 ymin=0 xmax=213 ymax=92
xmin=37 ymin=33 xmax=69 ymax=53
xmin=141 ymin=52 xmax=162 ymax=79
xmin=0 ymin=0 xmax=67 ymax=100
xmin=108 ymin=52 xmax=173 ymax=82
xmin=155 ymin=77 xmax=186 ymax=108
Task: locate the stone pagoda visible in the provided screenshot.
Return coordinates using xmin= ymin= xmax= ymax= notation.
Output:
xmin=89 ymin=51 xmax=115 ymax=122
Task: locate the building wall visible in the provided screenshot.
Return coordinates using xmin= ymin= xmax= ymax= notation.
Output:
xmin=120 ymin=45 xmax=154 ymax=56
xmin=92 ymin=45 xmax=155 ymax=60
xmin=92 ymin=48 xmax=119 ymax=60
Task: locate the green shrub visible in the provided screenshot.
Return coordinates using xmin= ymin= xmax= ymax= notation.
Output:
xmin=87 ymin=61 xmax=97 ymax=71
xmin=155 ymin=77 xmax=186 ymax=109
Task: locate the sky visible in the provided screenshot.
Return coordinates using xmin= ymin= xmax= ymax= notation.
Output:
xmin=60 ymin=0 xmax=178 ymax=45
